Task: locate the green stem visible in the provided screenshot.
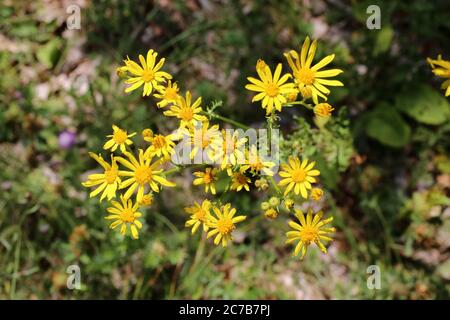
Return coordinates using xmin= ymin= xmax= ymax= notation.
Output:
xmin=283 ymin=100 xmax=314 ymax=110
xmin=202 ymin=111 xmax=250 ymax=130
xmin=268 ymin=176 xmax=282 ymax=195
xmin=164 ymin=164 xmax=205 ymax=176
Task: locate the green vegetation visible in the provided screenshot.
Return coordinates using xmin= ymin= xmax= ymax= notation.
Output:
xmin=0 ymin=0 xmax=449 ymax=299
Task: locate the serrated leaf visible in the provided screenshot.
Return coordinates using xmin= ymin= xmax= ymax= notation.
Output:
xmin=366 ymin=104 xmax=411 ymax=148
xmin=395 ymin=85 xmax=450 ymax=125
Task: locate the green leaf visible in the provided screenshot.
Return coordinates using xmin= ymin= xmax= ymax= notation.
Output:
xmin=374 ymin=26 xmax=394 ymax=55
xmin=395 ymin=85 xmax=450 ymax=125
xmin=36 ymin=38 xmax=62 ymax=69
xmin=366 ymin=104 xmax=411 ymax=148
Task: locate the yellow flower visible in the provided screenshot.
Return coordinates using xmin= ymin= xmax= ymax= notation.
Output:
xmin=207 ymin=203 xmax=246 ymax=247
xmin=185 ymin=199 xmax=212 ymax=234
xmin=314 ymin=103 xmax=334 ymax=117
xmin=427 ymin=55 xmax=450 ymax=96
xmin=285 ymin=36 xmax=344 ymax=104
xmin=123 ymin=49 xmax=172 ymax=96
xmin=264 ymin=208 xmax=279 ymax=219
xmin=311 ymin=188 xmax=324 ymax=201
xmin=103 ymin=125 xmax=136 ymax=153
xmin=143 ymin=133 xmax=180 ymax=159
xmin=286 ymin=209 xmax=335 ymax=259
xmin=82 ymin=153 xmax=122 ymax=201
xmin=214 ymin=130 xmax=247 ymax=169
xmin=230 ymin=168 xmax=251 ymax=192
xmin=105 ymin=195 xmax=143 ymax=239
xmin=163 ymin=91 xmax=207 ymax=128
xmin=193 ymin=167 xmax=219 ymax=194
xmin=116 ymin=149 xmax=176 ymax=202
xmin=242 ymin=145 xmax=275 ymax=176
xmin=278 ymin=157 xmax=320 ymax=198
xmin=189 ymin=121 xmax=222 ymax=160
xmin=154 ymin=80 xmax=180 ymax=107
xmin=139 ymin=193 xmax=153 ymax=206
xmin=246 ymin=63 xmax=295 ymax=115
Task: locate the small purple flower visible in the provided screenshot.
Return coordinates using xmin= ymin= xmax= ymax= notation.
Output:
xmin=59 ymin=130 xmax=76 ymax=150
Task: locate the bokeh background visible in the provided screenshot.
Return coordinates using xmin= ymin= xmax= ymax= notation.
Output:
xmin=1 ymin=0 xmax=449 ymax=299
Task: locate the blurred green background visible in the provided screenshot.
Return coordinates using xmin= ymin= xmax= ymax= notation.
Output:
xmin=0 ymin=0 xmax=449 ymax=299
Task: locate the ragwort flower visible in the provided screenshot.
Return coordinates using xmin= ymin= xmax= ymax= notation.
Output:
xmin=103 ymin=125 xmax=136 ymax=153
xmin=246 ymin=63 xmax=295 ymax=115
xmin=284 ymin=36 xmax=343 ymax=104
xmin=286 ymin=209 xmax=335 ymax=259
xmin=105 ymin=195 xmax=143 ymax=239
xmin=207 ymin=203 xmax=246 ymax=247
xmin=278 ymin=156 xmax=320 ymax=198
xmin=123 ymin=49 xmax=172 ymax=96
xmin=82 ymin=152 xmax=121 ymax=201
xmin=116 ymin=149 xmax=175 ymax=202
xmin=184 ymin=199 xmax=212 ymax=234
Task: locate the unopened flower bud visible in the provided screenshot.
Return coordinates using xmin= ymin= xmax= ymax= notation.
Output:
xmin=311 ymin=188 xmax=324 ymax=201
xmin=284 ymin=198 xmax=294 ymax=210
xmin=142 ymin=128 xmax=153 ymax=139
xmin=269 ymin=196 xmax=280 ymax=207
xmin=264 ymin=208 xmax=278 ymax=219
xmin=261 ymin=201 xmax=270 ymax=211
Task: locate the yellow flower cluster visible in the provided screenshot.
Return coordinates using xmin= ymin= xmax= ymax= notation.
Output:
xmin=246 ymin=36 xmax=344 ymax=118
xmin=82 ymin=124 xmax=176 ymax=239
xmin=184 ymin=201 xmax=246 ymax=247
xmin=83 ymin=41 xmax=337 ymax=259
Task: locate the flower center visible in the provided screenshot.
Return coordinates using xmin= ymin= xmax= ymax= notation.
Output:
xmin=235 ymin=173 xmax=248 ymax=185
xmin=265 ymin=83 xmax=279 ymax=97
xmin=291 ymin=168 xmax=306 ymax=183
xmin=194 ymin=209 xmax=207 ymax=222
xmin=164 ymin=88 xmax=178 ymax=100
xmin=217 ymin=217 xmax=235 ymax=235
xmin=113 ymin=129 xmax=127 ymax=144
xmin=295 ymin=68 xmax=315 ymax=85
xmin=179 ymin=107 xmax=194 ymax=121
xmin=119 ymin=209 xmax=135 ymax=223
xmin=142 ymin=69 xmax=154 ymax=82
xmin=203 ymin=172 xmax=213 ymax=184
xmin=300 ymin=226 xmax=319 ymax=244
xmin=104 ymin=168 xmax=118 ymax=184
xmin=152 ymin=135 xmax=166 ymax=149
xmin=135 ymin=165 xmax=153 ymax=185
xmin=250 ymin=158 xmax=263 ymax=172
